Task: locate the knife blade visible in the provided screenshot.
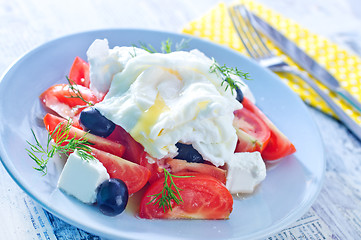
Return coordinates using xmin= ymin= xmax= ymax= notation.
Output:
xmin=249 ymin=12 xmax=361 ymax=113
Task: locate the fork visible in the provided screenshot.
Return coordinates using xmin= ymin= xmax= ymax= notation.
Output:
xmin=228 ymin=4 xmax=361 ymax=140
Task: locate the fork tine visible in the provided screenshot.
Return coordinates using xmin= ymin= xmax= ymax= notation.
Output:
xmin=238 ymin=5 xmax=273 ymax=57
xmin=228 ymin=6 xmax=258 ymax=58
xmin=229 ymin=5 xmax=273 ymax=59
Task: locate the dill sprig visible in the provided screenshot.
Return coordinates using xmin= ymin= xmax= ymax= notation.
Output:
xmin=147 ymin=169 xmax=193 ymax=212
xmin=134 ymin=38 xmax=191 ymax=54
xmin=26 ymin=120 xmax=95 ymax=175
xmin=161 ymin=39 xmax=172 ymax=53
xmin=137 ymin=42 xmax=158 ymax=53
xmin=129 ymin=46 xmax=138 ymax=58
xmin=175 ymin=38 xmax=191 ymax=51
xmin=66 ymin=76 xmax=94 ymax=107
xmin=210 ymin=60 xmax=251 ymax=95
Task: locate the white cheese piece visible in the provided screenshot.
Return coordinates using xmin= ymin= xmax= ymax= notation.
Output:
xmin=57 ymin=150 xmax=109 ymax=204
xmin=226 ymin=152 xmax=266 ymax=194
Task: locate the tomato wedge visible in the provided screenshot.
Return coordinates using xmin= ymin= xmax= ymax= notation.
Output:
xmin=233 ymin=107 xmax=271 ymax=153
xmin=40 ymin=84 xmax=99 ymax=118
xmin=139 ymin=173 xmax=233 ymax=219
xmin=43 ymin=113 xmax=125 ymax=158
xmin=139 ymin=152 xmax=168 ymax=183
xmin=107 ymin=125 xmax=144 ymax=164
xmin=69 ymin=56 xmax=90 ymax=88
xmin=166 ymin=158 xmax=227 ymax=184
xmin=139 ymin=153 xmax=227 ymax=184
xmin=89 ymin=147 xmax=150 ymax=195
xmin=242 ymin=97 xmax=296 ymax=160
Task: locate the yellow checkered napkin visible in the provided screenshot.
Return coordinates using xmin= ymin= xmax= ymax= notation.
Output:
xmin=182 ymin=1 xmax=361 ymax=124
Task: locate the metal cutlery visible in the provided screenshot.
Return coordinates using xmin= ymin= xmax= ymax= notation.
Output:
xmin=228 ymin=4 xmax=361 ymax=140
xmin=247 ymin=9 xmax=361 ymax=114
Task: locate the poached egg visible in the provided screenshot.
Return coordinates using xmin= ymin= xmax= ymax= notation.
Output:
xmin=87 ymin=39 xmax=255 ymax=169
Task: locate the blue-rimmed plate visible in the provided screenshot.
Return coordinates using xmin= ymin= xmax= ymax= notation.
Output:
xmin=0 ymin=29 xmax=324 ymax=240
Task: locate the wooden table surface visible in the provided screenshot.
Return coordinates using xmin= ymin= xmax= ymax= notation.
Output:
xmin=1 ymin=0 xmax=361 ymax=239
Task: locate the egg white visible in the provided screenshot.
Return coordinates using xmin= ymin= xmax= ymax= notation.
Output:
xmin=88 ymin=39 xmax=245 ymax=167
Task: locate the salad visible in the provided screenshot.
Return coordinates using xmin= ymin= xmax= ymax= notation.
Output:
xmin=27 ymin=39 xmax=296 ymax=220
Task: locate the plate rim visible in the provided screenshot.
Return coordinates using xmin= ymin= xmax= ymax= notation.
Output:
xmin=0 ymin=28 xmax=326 ymax=240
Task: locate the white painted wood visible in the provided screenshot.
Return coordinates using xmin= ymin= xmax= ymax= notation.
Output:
xmin=1 ymin=0 xmax=361 ymax=239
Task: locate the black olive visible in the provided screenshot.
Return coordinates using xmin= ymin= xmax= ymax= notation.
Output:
xmin=175 ymin=142 xmax=204 ymax=163
xmin=79 ymin=107 xmax=115 ymax=137
xmin=235 ymin=86 xmax=244 ymax=103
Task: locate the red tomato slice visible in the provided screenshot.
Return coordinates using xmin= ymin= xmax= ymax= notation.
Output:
xmin=139 ymin=173 xmax=233 ymax=219
xmin=89 ymin=147 xmax=150 ymax=195
xmin=233 ymin=107 xmax=271 ymax=153
xmin=70 ymin=115 xmax=82 ymax=129
xmin=43 ymin=113 xmax=125 ymax=158
xmin=40 ymin=84 xmax=99 ymax=118
xmin=166 ymin=158 xmax=227 ymax=185
xmin=139 ymin=152 xmax=168 ymax=183
xmin=106 ymin=125 xmax=144 ymax=164
xmin=139 ymin=153 xmax=226 ymax=184
xmin=242 ymin=97 xmax=296 ymax=160
xmin=69 ymin=56 xmax=90 ymax=88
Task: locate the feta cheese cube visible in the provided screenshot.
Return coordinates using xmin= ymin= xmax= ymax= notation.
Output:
xmin=57 ymin=150 xmax=109 ymax=204
xmin=226 ymin=152 xmax=266 ymax=194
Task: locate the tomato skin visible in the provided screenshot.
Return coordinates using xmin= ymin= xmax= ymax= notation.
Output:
xmin=106 ymin=125 xmax=144 ymax=165
xmin=69 ymin=56 xmax=90 ymax=88
xmin=242 ymin=97 xmax=296 ymax=160
xmin=89 ymin=147 xmax=150 ymax=195
xmin=261 ymin=130 xmax=296 ymax=160
xmin=44 ymin=113 xmax=149 ymax=194
xmin=43 ymin=113 xmax=125 ymax=158
xmin=166 ymin=158 xmax=227 ymax=185
xmin=139 ymin=153 xmax=227 ymax=184
xmin=40 ymin=84 xmax=99 ymax=118
xmin=233 ymin=107 xmax=271 ymax=153
xmin=139 ymin=152 xmax=168 ymax=183
xmin=139 ymin=173 xmax=233 ymax=219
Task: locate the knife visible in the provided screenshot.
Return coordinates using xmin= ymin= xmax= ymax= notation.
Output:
xmin=249 ymin=12 xmax=361 ymax=113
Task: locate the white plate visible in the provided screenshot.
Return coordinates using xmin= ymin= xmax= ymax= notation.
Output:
xmin=0 ymin=29 xmax=325 ymax=240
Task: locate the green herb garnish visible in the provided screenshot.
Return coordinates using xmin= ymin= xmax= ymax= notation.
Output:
xmin=137 ymin=42 xmax=158 ymax=53
xmin=66 ymin=76 xmax=94 ymax=107
xmin=161 ymin=39 xmax=172 ymax=53
xmin=210 ymin=60 xmax=251 ymax=95
xmin=26 ymin=119 xmax=95 ymax=175
xmin=175 ymin=38 xmax=191 ymax=52
xmin=147 ymin=169 xmax=193 ymax=212
xmin=134 ymin=38 xmax=191 ymax=54
xmin=129 ymin=46 xmax=138 ymax=58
